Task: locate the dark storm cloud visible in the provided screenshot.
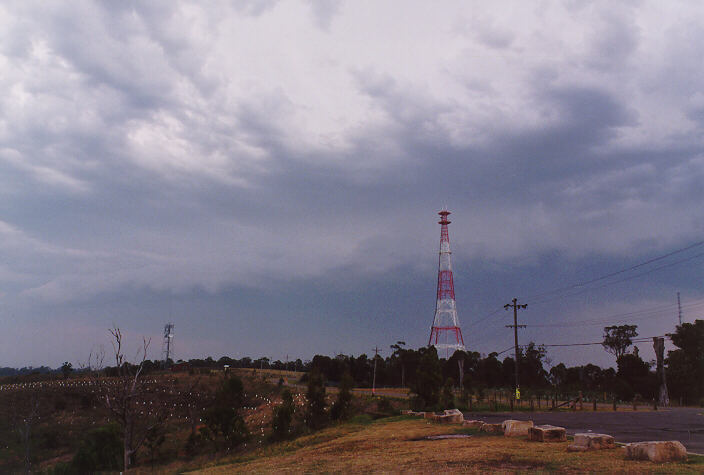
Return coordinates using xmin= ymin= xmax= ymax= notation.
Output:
xmin=0 ymin=1 xmax=703 ymax=367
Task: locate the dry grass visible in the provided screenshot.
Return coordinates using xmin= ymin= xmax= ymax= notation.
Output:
xmin=192 ymin=416 xmax=703 ymax=474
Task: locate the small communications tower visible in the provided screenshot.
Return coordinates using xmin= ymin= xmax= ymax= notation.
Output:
xmin=162 ymin=323 xmax=174 ymax=365
xmin=428 ymin=209 xmax=465 ymax=357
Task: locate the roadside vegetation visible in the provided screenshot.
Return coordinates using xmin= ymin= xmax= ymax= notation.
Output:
xmin=0 ymin=319 xmax=701 ymax=472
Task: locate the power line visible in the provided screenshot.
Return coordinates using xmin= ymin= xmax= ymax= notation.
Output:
xmin=466 ymin=307 xmax=503 ymax=328
xmin=526 ymin=251 xmax=704 ymax=306
xmin=523 ymin=300 xmax=704 ymax=328
xmin=495 ymin=345 xmax=515 ymax=356
xmin=531 ymin=335 xmax=671 ymax=348
xmin=520 ymin=239 xmax=704 ymax=304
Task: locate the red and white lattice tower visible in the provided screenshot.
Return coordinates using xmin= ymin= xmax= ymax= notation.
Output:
xmin=428 ymin=209 xmax=465 ymax=357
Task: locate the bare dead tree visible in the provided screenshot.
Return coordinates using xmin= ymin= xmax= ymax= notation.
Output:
xmin=94 ymin=326 xmax=170 ymax=470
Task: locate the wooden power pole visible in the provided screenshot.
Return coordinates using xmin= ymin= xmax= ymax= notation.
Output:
xmin=505 ymin=298 xmax=527 ymax=400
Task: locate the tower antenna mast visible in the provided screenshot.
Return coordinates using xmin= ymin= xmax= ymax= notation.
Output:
xmin=428 ymin=209 xmax=465 ymax=358
xmin=162 ymin=323 xmax=174 ymax=367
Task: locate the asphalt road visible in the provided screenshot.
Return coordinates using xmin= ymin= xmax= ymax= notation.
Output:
xmin=463 ymin=407 xmax=704 ymax=453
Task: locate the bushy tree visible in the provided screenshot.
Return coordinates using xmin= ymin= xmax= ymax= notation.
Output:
xmin=331 ymin=371 xmax=353 ymax=420
xmin=69 ymin=424 xmax=122 ymax=473
xmin=520 ymin=343 xmax=550 ymax=388
xmin=410 ymin=346 xmax=442 ymax=409
xmin=270 ymin=389 xmax=296 ymax=440
xmin=203 ymin=376 xmax=249 ymax=449
xmin=60 ymin=362 xmax=73 ymax=379
xmin=667 ymin=319 xmax=704 ymax=404
xmin=440 ymin=378 xmax=455 ymax=409
xmin=305 ymin=369 xmax=328 ymax=430
xmin=602 ymin=325 xmax=638 ymax=361
xmin=617 ymin=352 xmax=654 ymax=400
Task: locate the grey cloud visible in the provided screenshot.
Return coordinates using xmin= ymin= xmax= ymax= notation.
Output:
xmin=1 ymin=1 xmax=703 ymax=367
xmin=308 ymin=0 xmax=342 ymax=31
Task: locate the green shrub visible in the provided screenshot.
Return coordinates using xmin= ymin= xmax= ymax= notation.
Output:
xmin=203 ymin=376 xmax=250 ymax=449
xmin=409 ymin=347 xmax=442 ymax=409
xmin=331 ymin=372 xmax=353 ymax=421
xmin=69 ymin=423 xmax=122 ymax=473
xmin=440 ymin=378 xmax=455 ymax=409
xmin=270 ymin=389 xmax=295 ymax=440
xmin=184 ymin=431 xmax=204 ymax=457
xmin=410 ymin=395 xmax=426 ymax=411
xmin=376 ymin=397 xmax=395 ymax=415
xmin=305 ymin=369 xmax=328 ymax=430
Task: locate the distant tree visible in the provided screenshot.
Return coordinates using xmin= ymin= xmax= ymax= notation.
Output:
xmin=305 ymin=369 xmax=328 ymax=430
xmin=549 ymin=363 xmax=567 ymax=390
xmin=666 ymin=319 xmax=704 ymax=404
xmin=410 ymin=346 xmax=442 ymax=409
xmin=331 ymin=371 xmax=353 ymax=420
xmin=61 ymin=361 xmax=73 ymax=379
xmin=390 ymin=341 xmax=408 ymax=387
xmin=602 ymin=325 xmax=638 ymax=361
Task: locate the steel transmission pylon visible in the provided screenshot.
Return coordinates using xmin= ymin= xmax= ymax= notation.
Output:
xmin=428 ymin=209 xmax=465 ymax=358
xmin=162 ymin=323 xmax=174 ymax=366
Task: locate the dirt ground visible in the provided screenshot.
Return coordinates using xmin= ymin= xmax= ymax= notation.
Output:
xmin=191 ymin=416 xmax=704 ymax=474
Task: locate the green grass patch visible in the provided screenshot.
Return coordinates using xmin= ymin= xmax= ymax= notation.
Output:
xmin=684 ymin=453 xmax=704 ymax=466
xmin=347 ymin=414 xmax=374 ymax=425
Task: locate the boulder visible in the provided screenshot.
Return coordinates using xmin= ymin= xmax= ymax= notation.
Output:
xmin=567 ymin=433 xmax=615 ymax=452
xmin=625 ymin=441 xmax=687 ymax=463
xmin=423 ymin=412 xmax=436 ymax=420
xmin=480 ymin=423 xmax=503 ymax=433
xmin=503 ymin=419 xmax=534 ymax=437
xmin=434 ymin=409 xmax=463 ymax=424
xmin=435 ymin=414 xmax=462 ymax=424
xmin=462 ymin=420 xmax=484 ymax=429
xmin=528 ymin=425 xmax=567 ymax=442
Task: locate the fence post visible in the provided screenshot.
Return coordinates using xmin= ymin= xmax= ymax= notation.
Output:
xmin=593 ymin=398 xmax=597 ymax=411
xmin=578 ymin=391 xmax=583 ymax=411
xmin=530 ymin=398 xmax=534 ymax=411
xmin=613 ymin=397 xmax=617 ymax=411
xmin=632 ymin=397 xmax=637 ymax=411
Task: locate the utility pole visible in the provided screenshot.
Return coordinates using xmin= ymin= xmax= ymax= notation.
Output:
xmin=504 ymin=298 xmax=527 ymax=401
xmin=677 ymin=292 xmax=682 ymax=326
xmin=372 ymin=346 xmax=381 ymax=396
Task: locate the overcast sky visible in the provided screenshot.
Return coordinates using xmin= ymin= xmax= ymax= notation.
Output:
xmin=1 ymin=0 xmax=703 ymax=369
